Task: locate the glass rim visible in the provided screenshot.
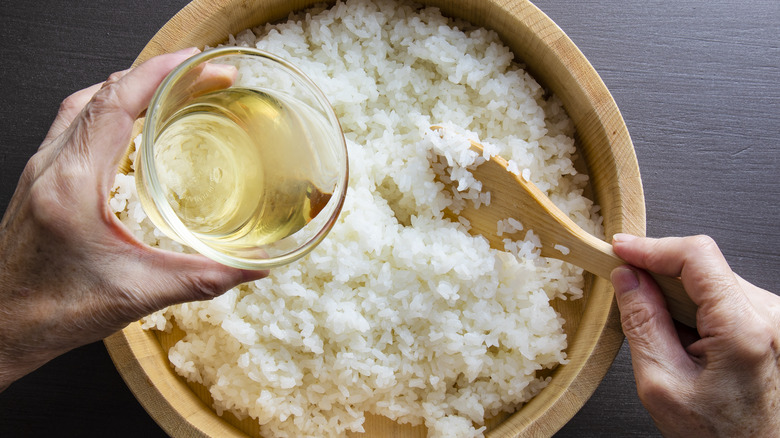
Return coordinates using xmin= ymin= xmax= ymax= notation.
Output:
xmin=141 ymin=46 xmax=348 ymax=270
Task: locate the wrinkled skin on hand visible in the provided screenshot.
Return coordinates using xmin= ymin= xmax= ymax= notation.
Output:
xmin=611 ymin=234 xmax=780 ymax=437
xmin=0 ymin=48 xmax=267 ymax=391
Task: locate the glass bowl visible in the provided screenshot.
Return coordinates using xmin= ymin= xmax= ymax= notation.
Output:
xmin=136 ymin=47 xmax=348 ymax=269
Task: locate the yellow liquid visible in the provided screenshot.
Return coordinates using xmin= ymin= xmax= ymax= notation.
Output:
xmin=151 ymin=87 xmax=332 ymax=248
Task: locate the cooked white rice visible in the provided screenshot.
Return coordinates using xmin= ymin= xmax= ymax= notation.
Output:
xmin=110 ymin=1 xmax=604 ymax=437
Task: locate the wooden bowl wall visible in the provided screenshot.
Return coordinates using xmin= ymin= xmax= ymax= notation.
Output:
xmin=104 ymin=0 xmax=643 ymax=436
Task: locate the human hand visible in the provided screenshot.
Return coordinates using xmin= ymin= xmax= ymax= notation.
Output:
xmin=610 ymin=234 xmax=780 ymax=437
xmin=0 ymin=48 xmax=267 ymax=391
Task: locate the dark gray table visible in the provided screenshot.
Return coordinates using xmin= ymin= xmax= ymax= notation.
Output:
xmin=1 ymin=1 xmax=777 ymax=436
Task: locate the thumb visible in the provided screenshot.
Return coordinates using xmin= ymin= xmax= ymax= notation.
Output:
xmin=130 ymin=249 xmax=268 ymax=314
xmin=41 ymin=82 xmax=104 ymax=149
xmin=62 ymin=48 xmax=202 ymax=181
xmin=611 ymin=266 xmax=695 ymax=377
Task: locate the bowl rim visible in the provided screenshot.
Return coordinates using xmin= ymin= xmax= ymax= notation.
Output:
xmin=106 ymin=0 xmax=644 ymax=436
xmin=138 ymin=46 xmax=349 ymax=270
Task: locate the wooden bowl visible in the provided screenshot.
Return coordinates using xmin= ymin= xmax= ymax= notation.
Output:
xmin=104 ymin=0 xmax=642 ymax=436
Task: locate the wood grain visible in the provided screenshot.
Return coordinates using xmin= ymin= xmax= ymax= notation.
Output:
xmin=431 ymin=131 xmax=697 ymax=328
xmin=105 ymin=0 xmax=639 ymax=436
xmin=2 ymin=1 xmax=777 ymax=437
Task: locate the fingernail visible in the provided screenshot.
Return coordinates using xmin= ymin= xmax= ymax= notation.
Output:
xmin=611 ymin=266 xmax=640 ymax=295
xmin=612 ymin=233 xmax=638 ymax=244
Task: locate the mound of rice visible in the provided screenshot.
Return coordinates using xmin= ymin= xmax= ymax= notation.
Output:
xmin=110 ymin=0 xmax=603 ymax=437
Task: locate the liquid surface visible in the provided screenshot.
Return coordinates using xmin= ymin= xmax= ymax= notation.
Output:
xmin=152 ymin=87 xmax=332 ymax=248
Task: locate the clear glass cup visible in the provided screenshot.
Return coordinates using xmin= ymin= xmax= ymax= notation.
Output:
xmin=136 ymin=47 xmax=348 ymax=269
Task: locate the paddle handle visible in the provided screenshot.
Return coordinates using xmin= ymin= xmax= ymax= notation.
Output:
xmin=564 ymin=233 xmax=698 ymax=328
xmin=434 ymin=127 xmax=699 ymax=328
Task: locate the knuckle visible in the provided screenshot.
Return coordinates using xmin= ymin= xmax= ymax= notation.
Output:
xmin=103 ymin=69 xmax=130 ymax=88
xmin=21 ymin=152 xmax=49 ymax=182
xmin=634 ymin=368 xmax=695 ymax=419
xmin=59 ymin=93 xmax=86 ymax=116
xmin=89 ymin=85 xmax=121 ymax=112
xmin=106 ymin=71 xmax=125 ymax=84
xmin=27 ymin=180 xmax=66 ymax=230
xmin=620 ymin=300 xmax=661 ymax=339
xmin=87 ymin=82 xmax=134 ymax=123
xmin=25 ymin=166 xmax=89 ymax=235
xmin=733 ymin=318 xmax=778 ymax=365
xmin=686 ymin=234 xmax=719 ymax=255
xmin=636 ymin=374 xmax=676 ymax=408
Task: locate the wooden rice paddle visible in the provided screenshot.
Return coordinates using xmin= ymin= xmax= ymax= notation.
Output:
xmin=431 ymin=126 xmax=697 ymax=328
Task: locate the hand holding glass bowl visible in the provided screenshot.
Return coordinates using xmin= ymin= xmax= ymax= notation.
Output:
xmin=136 ymin=47 xmax=348 ymax=269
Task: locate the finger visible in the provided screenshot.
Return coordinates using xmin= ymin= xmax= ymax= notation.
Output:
xmin=612 ymin=234 xmax=759 ymax=341
xmin=131 ymin=249 xmax=268 ymax=315
xmin=64 ymin=47 xmax=202 ymax=173
xmin=611 ymin=266 xmax=695 ymax=374
xmin=41 ymin=82 xmax=104 ymax=148
xmin=612 ymin=234 xmax=742 ymax=306
xmin=99 ymin=47 xmax=201 ymax=118
xmin=101 ymin=68 xmax=132 ymax=89
xmin=182 ymin=62 xmax=238 ymax=99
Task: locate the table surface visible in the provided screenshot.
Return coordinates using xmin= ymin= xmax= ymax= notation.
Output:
xmin=1 ymin=1 xmax=778 ymax=436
